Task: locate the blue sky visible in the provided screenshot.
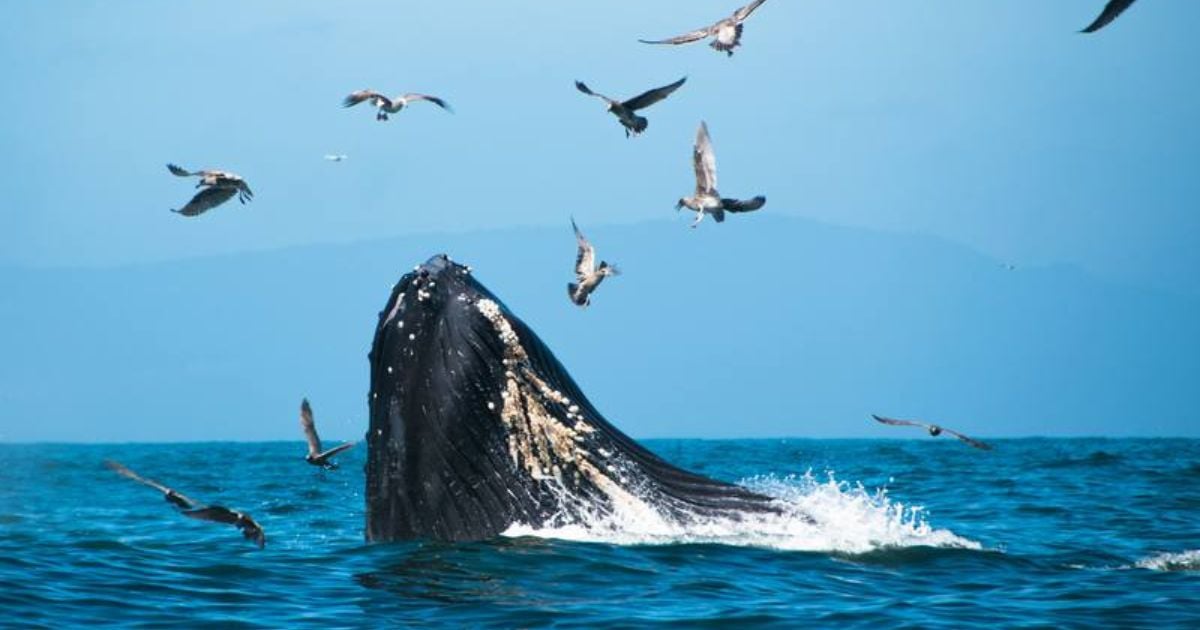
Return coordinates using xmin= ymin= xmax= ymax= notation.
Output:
xmin=1 ymin=2 xmax=1198 ymax=441
xmin=2 ymin=1 xmax=1198 ymax=294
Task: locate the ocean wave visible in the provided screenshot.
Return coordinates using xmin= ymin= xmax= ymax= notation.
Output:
xmin=1135 ymin=550 xmax=1200 ymax=572
xmin=1043 ymin=451 xmax=1124 ymax=469
xmin=503 ymin=472 xmax=980 ymax=554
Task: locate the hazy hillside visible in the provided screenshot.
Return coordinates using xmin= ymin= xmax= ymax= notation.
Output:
xmin=2 ymin=216 xmax=1196 ymax=442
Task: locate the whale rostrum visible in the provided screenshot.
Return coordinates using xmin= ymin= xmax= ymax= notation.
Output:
xmin=366 ymin=254 xmax=780 ymax=542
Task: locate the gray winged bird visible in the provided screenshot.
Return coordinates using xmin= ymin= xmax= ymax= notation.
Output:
xmin=167 ymin=164 xmax=253 ymax=217
xmin=676 ymin=121 xmax=765 ymax=228
xmin=342 ymin=90 xmax=451 ymax=121
xmin=105 ymin=460 xmax=266 ymax=548
xmin=300 ymin=398 xmax=355 ymax=469
xmin=1081 ymin=0 xmax=1137 ymax=33
xmin=871 ymin=415 xmax=993 ymax=451
xmin=639 ymin=0 xmax=770 ymax=56
xmin=575 ymin=76 xmax=686 ymax=137
xmin=568 ymin=218 xmax=619 ymax=307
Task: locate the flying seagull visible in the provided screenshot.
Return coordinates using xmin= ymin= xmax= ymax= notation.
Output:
xmin=167 ymin=164 xmax=253 ymax=217
xmin=575 ymin=76 xmax=687 ymax=137
xmin=871 ymin=415 xmax=993 ymax=450
xmin=567 ymin=218 xmax=620 ymax=307
xmin=300 ymin=398 xmax=356 ymax=469
xmin=676 ymin=121 xmax=765 ymax=228
xmin=1081 ymin=0 xmax=1137 ymax=33
xmin=105 ymin=460 xmax=266 ymax=547
xmin=324 ymin=154 xmax=348 ymax=162
xmin=639 ymin=0 xmax=770 ymax=56
xmin=342 ymin=90 xmax=451 ymax=121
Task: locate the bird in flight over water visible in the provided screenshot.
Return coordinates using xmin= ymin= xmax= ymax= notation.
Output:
xmin=1080 ymin=0 xmax=1137 ymax=33
xmin=300 ymin=398 xmax=356 ymax=469
xmin=105 ymin=460 xmax=266 ymax=547
xmin=871 ymin=415 xmax=993 ymax=450
xmin=567 ymin=218 xmax=620 ymax=307
xmin=342 ymin=90 xmax=452 ymax=121
xmin=639 ymin=0 xmax=770 ymax=57
xmin=575 ymin=76 xmax=687 ymax=137
xmin=167 ymin=164 xmax=253 ymax=217
xmin=676 ymin=121 xmax=765 ymax=228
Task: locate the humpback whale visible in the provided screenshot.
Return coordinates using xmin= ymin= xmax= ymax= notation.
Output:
xmin=366 ymin=254 xmax=780 ymax=542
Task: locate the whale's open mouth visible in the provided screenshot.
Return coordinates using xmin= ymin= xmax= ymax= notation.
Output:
xmin=366 ymin=254 xmax=780 ymax=542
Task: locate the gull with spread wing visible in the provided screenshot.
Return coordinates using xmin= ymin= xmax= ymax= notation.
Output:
xmin=639 ymin=0 xmax=770 ymax=57
xmin=105 ymin=460 xmax=266 ymax=548
xmin=575 ymin=76 xmax=687 ymax=137
xmin=167 ymin=164 xmax=253 ymax=217
xmin=676 ymin=121 xmax=765 ymax=228
xmin=568 ymin=218 xmax=619 ymax=307
xmin=342 ymin=90 xmax=451 ymax=121
xmin=300 ymin=398 xmax=356 ymax=469
xmin=871 ymin=415 xmax=993 ymax=451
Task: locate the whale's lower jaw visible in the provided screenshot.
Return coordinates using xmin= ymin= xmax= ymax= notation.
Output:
xmin=365 ymin=255 xmax=777 ymax=542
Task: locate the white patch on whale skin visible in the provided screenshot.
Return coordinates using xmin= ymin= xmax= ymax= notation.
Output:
xmin=382 ymin=294 xmax=405 ymax=329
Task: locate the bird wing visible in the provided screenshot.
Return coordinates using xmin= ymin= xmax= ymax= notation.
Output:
xmin=622 ymin=76 xmax=687 ymax=111
xmin=572 ymin=218 xmax=595 ymax=279
xmin=722 ymin=196 xmax=765 ymax=213
xmin=574 ymin=81 xmax=617 ymax=106
xmin=240 ymin=517 xmax=267 ymax=548
xmin=693 ymin=121 xmax=717 ymax=194
xmin=167 ymin=164 xmax=195 ymax=177
xmin=1081 ymin=0 xmax=1137 ymax=33
xmin=317 ymin=441 xmax=356 ymax=460
xmin=401 ymin=93 xmax=452 ymax=111
xmin=183 ymin=506 xmax=240 ymax=525
xmin=941 ymin=427 xmax=993 ymax=451
xmin=105 ymin=460 xmax=201 ymax=509
xmin=184 ymin=507 xmax=266 ymax=547
xmin=343 ymin=90 xmax=385 ymax=108
xmin=638 ymin=25 xmax=713 ymax=46
xmin=871 ymin=414 xmax=929 ymax=430
xmin=733 ymin=0 xmax=769 ymax=23
xmin=300 ymin=398 xmax=322 ymax=457
xmin=173 ymin=186 xmax=237 ymax=217
xmin=235 ymin=178 xmax=254 ymax=200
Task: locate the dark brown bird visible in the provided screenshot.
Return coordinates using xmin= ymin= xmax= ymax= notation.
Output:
xmin=871 ymin=415 xmax=993 ymax=450
xmin=1081 ymin=0 xmax=1137 ymax=33
xmin=567 ymin=218 xmax=619 ymax=307
xmin=105 ymin=460 xmax=266 ymax=548
xmin=676 ymin=121 xmax=765 ymax=228
xmin=639 ymin=0 xmax=770 ymax=56
xmin=342 ymin=90 xmax=451 ymax=121
xmin=575 ymin=77 xmax=687 ymax=137
xmin=167 ymin=164 xmax=253 ymax=217
xmin=300 ymin=398 xmax=356 ymax=469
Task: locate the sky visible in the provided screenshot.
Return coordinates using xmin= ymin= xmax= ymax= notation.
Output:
xmin=1 ymin=1 xmax=1198 ymax=441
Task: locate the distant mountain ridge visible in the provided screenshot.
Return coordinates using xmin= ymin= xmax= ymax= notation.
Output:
xmin=2 ymin=216 xmax=1196 ymax=442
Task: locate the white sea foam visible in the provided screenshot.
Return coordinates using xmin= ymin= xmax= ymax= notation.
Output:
xmin=1135 ymin=549 xmax=1200 ymax=572
xmin=502 ymin=471 xmax=980 ymax=554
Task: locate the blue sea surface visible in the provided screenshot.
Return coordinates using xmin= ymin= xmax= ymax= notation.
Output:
xmin=1 ymin=439 xmax=1197 ymax=627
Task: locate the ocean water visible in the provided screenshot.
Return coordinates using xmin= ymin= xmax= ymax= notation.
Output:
xmin=1 ymin=438 xmax=1197 ymax=627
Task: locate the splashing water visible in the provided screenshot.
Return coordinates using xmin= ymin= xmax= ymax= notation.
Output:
xmin=1136 ymin=549 xmax=1200 ymax=572
xmin=503 ymin=471 xmax=980 ymax=553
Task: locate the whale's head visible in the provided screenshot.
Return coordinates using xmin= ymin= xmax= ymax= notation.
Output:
xmin=365 ymin=254 xmax=778 ymax=542
xmin=372 ymin=254 xmax=482 ymax=347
